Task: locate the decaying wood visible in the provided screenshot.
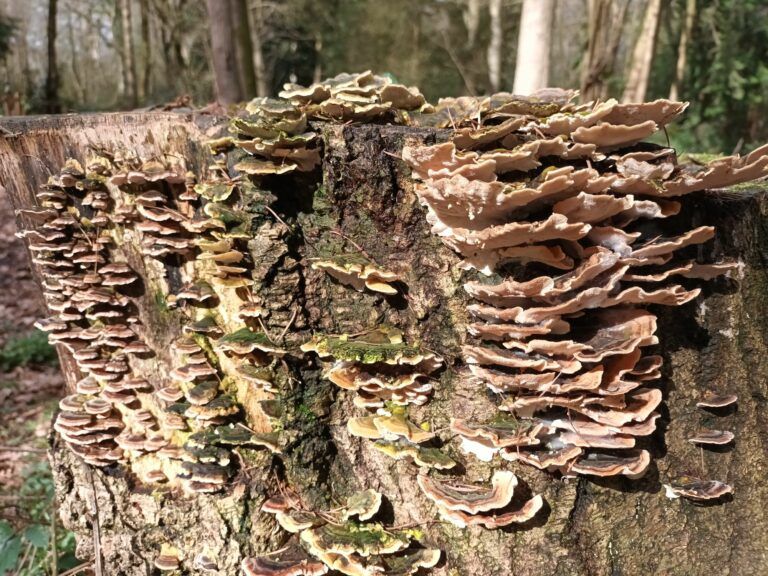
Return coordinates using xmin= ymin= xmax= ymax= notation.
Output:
xmin=1 ymin=113 xmax=768 ymax=575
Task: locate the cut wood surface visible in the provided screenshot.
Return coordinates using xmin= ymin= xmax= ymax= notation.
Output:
xmin=1 ymin=113 xmax=767 ymax=575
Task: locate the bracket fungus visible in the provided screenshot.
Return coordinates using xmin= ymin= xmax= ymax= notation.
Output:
xmin=417 ymin=470 xmax=544 ymax=528
xmin=664 ymin=477 xmax=733 ymax=502
xmin=258 ymin=489 xmax=440 ymax=576
xmin=404 ymin=89 xmax=764 ymax=486
xmin=279 ymin=71 xmax=428 ymax=123
xmin=310 ymin=254 xmax=401 ymax=295
xmin=302 ymin=328 xmax=447 ymax=459
xmin=19 ymin=147 xmax=294 ymax=509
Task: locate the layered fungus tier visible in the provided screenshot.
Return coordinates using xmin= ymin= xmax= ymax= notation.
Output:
xmin=403 ymin=89 xmax=753 ymax=492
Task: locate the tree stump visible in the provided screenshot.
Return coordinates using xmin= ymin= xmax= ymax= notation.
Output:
xmin=1 ymin=113 xmax=767 ymax=576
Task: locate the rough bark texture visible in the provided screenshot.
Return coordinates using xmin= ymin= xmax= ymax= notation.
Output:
xmin=1 ymin=113 xmax=767 ymax=576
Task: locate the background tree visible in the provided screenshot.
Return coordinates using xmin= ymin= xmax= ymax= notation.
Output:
xmin=512 ymin=0 xmax=554 ymax=94
xmin=487 ymin=0 xmax=502 ymax=92
xmin=669 ymin=0 xmax=696 ymax=101
xmin=622 ymin=0 xmax=662 ymax=102
xmin=205 ymin=0 xmax=243 ymax=103
xmin=0 ymin=0 xmax=766 ymax=175
xmin=0 ymin=10 xmax=14 ymax=58
xmin=580 ymin=0 xmax=629 ymax=101
xmin=44 ymin=0 xmax=60 ymax=113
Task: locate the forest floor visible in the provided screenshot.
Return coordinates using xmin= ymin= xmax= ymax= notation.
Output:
xmin=0 ymin=188 xmax=81 ymax=574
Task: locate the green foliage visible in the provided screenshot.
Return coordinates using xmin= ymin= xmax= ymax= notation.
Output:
xmin=0 ymin=522 xmax=23 ymax=575
xmin=0 ymin=461 xmax=79 ymax=575
xmin=0 ymin=331 xmax=58 ymax=372
xmin=667 ymin=0 xmax=768 ymax=153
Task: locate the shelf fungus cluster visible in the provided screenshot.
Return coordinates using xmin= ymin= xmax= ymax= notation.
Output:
xmin=300 ymin=328 xmax=456 ymax=469
xmin=244 ymin=489 xmax=440 ymax=576
xmin=279 ymin=70 xmax=429 ymax=123
xmin=218 ymin=96 xmax=321 ymax=177
xmin=18 ymin=158 xmax=163 ymax=467
xmin=19 ymin=151 xmax=290 ymax=500
xmin=404 ymin=90 xmax=764 ymax=485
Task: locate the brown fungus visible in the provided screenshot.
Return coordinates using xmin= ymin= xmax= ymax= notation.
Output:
xmin=664 ymin=477 xmax=733 ymax=501
xmin=417 ymin=471 xmax=544 ymax=528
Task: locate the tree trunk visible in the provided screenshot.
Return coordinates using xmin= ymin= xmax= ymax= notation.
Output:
xmin=580 ymin=0 xmax=629 ymax=102
xmin=486 ymin=0 xmax=502 ymax=93
xmin=669 ymin=0 xmax=696 ymax=102
xmin=313 ymin=34 xmax=323 ymax=85
xmin=1 ymin=113 xmax=768 ymax=575
xmin=512 ymin=0 xmax=554 ymax=95
xmin=462 ymin=0 xmax=481 ymax=49
xmin=120 ymin=0 xmax=139 ymax=107
xmin=248 ymin=0 xmax=269 ymax=98
xmin=622 ymin=0 xmax=662 ymax=103
xmin=206 ymin=0 xmax=244 ymax=103
xmin=232 ymin=0 xmax=257 ymax=98
xmin=44 ymin=0 xmax=61 ymax=113
xmin=66 ymin=11 xmax=86 ymax=105
xmin=139 ymin=0 xmax=152 ymax=103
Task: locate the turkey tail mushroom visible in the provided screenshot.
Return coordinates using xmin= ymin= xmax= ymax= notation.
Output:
xmin=403 ymin=93 xmax=765 ymax=491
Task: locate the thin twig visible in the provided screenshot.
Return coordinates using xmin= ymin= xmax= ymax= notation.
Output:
xmin=263 ymin=205 xmax=290 ymax=231
xmin=85 ymin=467 xmax=103 ymax=576
xmin=257 ymin=317 xmax=276 ymax=343
xmin=16 ymin=541 xmax=33 ymax=574
xmin=258 ymin=545 xmax=290 ymax=558
xmin=277 ymin=307 xmax=298 ymax=342
xmin=51 ymin=483 xmax=58 ymax=576
xmin=328 ymin=229 xmax=372 ymax=259
xmin=387 ymin=519 xmax=445 ymax=531
xmin=438 ymin=30 xmax=476 ymax=96
xmin=382 ymin=150 xmax=403 ymax=161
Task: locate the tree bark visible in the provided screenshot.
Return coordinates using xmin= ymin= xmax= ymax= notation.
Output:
xmin=120 ymin=0 xmax=139 ymax=107
xmin=248 ymin=0 xmax=269 ymax=98
xmin=206 ymin=0 xmax=244 ymax=103
xmin=512 ymin=0 xmax=554 ymax=95
xmin=622 ymin=0 xmax=662 ymax=103
xmin=669 ymin=0 xmax=696 ymax=102
xmin=580 ymin=0 xmax=629 ymax=102
xmin=462 ymin=0 xmax=481 ymax=49
xmin=139 ymin=0 xmax=152 ymax=103
xmin=1 ymin=113 xmax=768 ymax=575
xmin=232 ymin=0 xmax=257 ymax=98
xmin=44 ymin=0 xmax=61 ymax=113
xmin=487 ymin=0 xmax=503 ymax=93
